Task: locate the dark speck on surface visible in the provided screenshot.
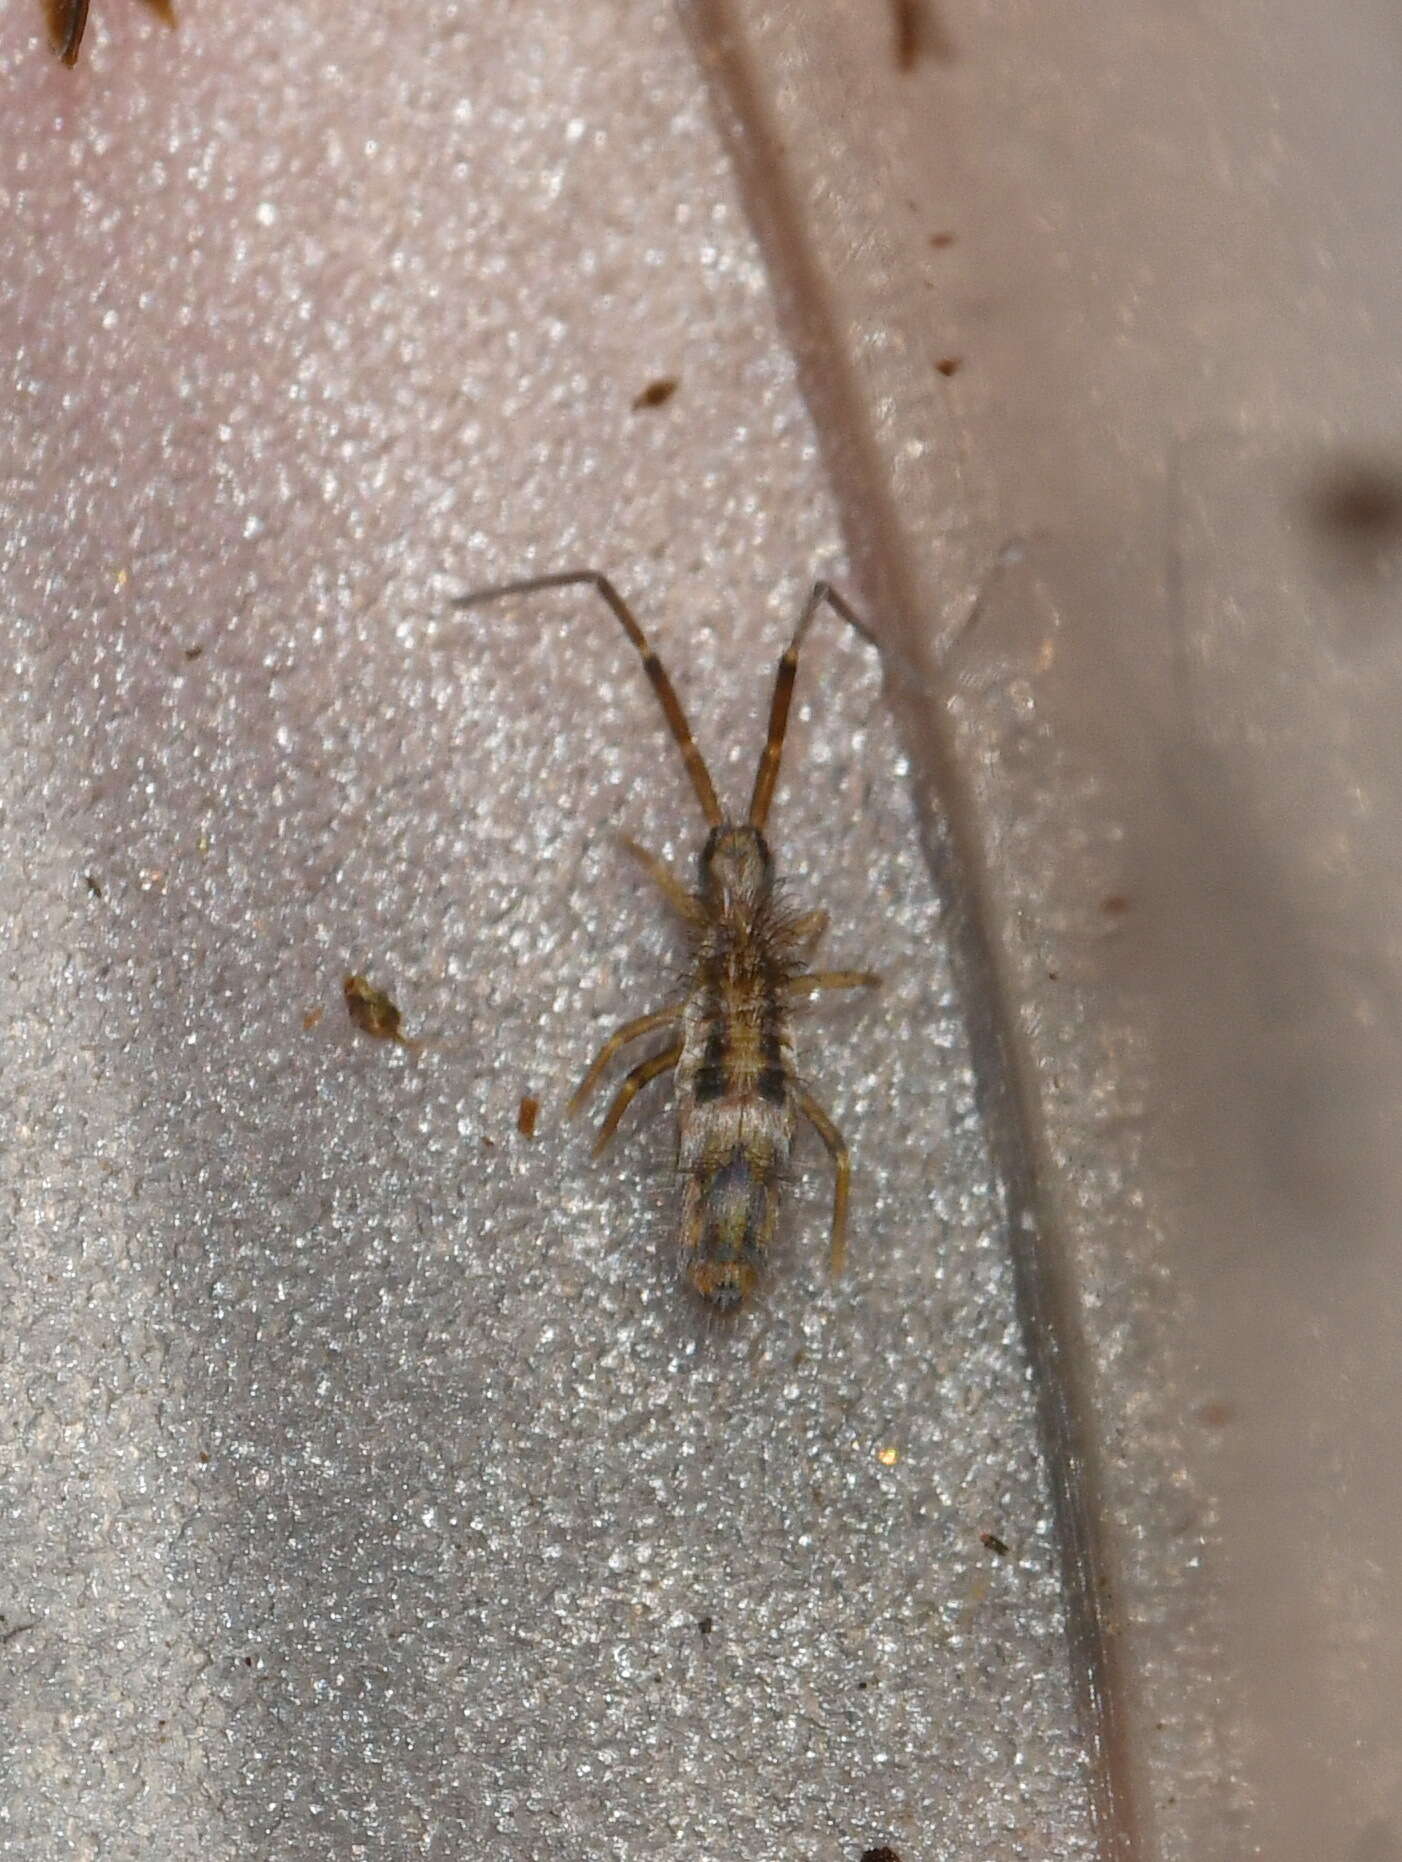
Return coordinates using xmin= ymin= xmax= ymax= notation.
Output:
xmin=1306 ymin=458 xmax=1402 ymax=544
xmin=890 ymin=0 xmax=955 ymax=68
xmin=631 ymin=377 xmax=679 ymax=411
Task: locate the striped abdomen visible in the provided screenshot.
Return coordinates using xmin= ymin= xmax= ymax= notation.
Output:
xmin=674 ymin=964 xmax=797 ymax=1312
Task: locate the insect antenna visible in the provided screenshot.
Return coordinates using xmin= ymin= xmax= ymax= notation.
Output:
xmin=451 ymin=571 xmax=723 ymax=828
xmin=748 ymin=580 xmax=875 ymax=830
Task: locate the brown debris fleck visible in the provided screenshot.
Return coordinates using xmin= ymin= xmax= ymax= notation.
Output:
xmin=343 ymin=974 xmax=421 ymax=1054
xmin=890 ymin=0 xmax=955 ymax=70
xmin=631 ymin=377 xmax=679 ymax=412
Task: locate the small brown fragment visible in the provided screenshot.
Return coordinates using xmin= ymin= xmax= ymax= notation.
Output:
xmin=890 ymin=0 xmax=955 ymax=69
xmin=1306 ymin=458 xmax=1402 ymax=548
xmin=980 ymin=1530 xmax=1010 ymax=1557
xmin=302 ymin=1004 xmax=325 ymax=1032
xmin=517 ymin=1094 xmax=541 ymax=1139
xmin=935 ymin=356 xmax=963 ymax=377
xmin=1100 ymin=893 xmax=1131 ymax=918
xmin=891 ymin=0 xmax=921 ymax=68
xmin=343 ymin=973 xmax=419 ymax=1052
xmin=860 ymin=1848 xmax=904 ymax=1862
xmin=184 ymin=645 xmax=204 ymax=662
xmin=929 ymin=231 xmax=956 ymax=249
xmin=631 ymin=377 xmax=679 ymax=412
xmin=84 ymin=874 xmax=103 ymax=898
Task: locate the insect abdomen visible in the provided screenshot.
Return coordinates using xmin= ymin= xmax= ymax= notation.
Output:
xmin=679 ymin=1136 xmax=787 ymax=1312
xmin=676 ymin=983 xmax=797 ymax=1311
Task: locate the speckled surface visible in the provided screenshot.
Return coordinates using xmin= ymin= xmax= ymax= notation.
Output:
xmin=712 ymin=5 xmax=1402 ymax=1859
xmin=0 ymin=6 xmax=1093 ymax=1858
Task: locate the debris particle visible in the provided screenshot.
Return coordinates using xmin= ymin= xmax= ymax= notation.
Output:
xmin=890 ymin=0 xmax=955 ymax=69
xmin=1100 ymin=894 xmax=1130 ymax=918
xmin=631 ymin=377 xmax=679 ymax=411
xmin=302 ymin=1004 xmax=325 ymax=1032
xmin=84 ymin=874 xmax=102 ymax=898
xmin=935 ymin=356 xmax=963 ymax=377
xmin=697 ymin=1615 xmax=714 ymax=1637
xmin=980 ymin=1530 xmax=1010 ymax=1557
xmin=184 ymin=645 xmax=204 ymax=661
xmin=343 ymin=974 xmax=420 ymax=1053
xmin=875 ymin=1444 xmax=900 ymax=1467
xmin=891 ymin=0 xmax=923 ymax=68
xmin=929 ymin=231 xmax=956 ymax=249
xmin=1306 ymin=457 xmax=1402 ymax=547
xmin=860 ymin=1847 xmax=904 ymax=1862
xmin=517 ymin=1094 xmax=541 ymax=1138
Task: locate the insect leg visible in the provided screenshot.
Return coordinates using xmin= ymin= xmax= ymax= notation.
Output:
xmin=593 ymin=1040 xmax=684 ymax=1156
xmin=788 ymin=907 xmax=830 ymax=951
xmin=617 ymin=833 xmax=702 ymax=924
xmin=51 ymin=0 xmax=90 ymax=62
xmin=568 ymin=1006 xmax=684 ymax=1117
xmin=795 ymin=1085 xmax=852 ymax=1278
xmin=51 ymin=0 xmax=174 ymax=63
xmin=452 ymin=571 xmax=723 ymax=828
xmin=788 ymin=970 xmax=883 ymax=997
xmin=748 ymin=582 xmax=877 ymax=830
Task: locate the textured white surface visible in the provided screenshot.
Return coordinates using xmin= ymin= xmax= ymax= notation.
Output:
xmin=0 ymin=5 xmax=1093 ymax=1858
xmin=712 ymin=3 xmax=1402 ymax=1858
